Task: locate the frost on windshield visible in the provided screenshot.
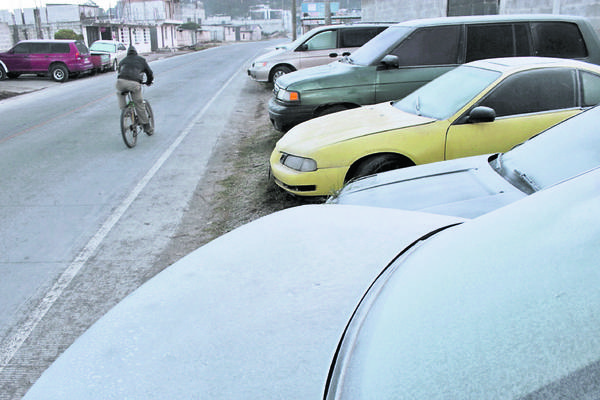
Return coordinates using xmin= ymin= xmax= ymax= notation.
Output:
xmin=394 ymin=66 xmax=501 ymax=120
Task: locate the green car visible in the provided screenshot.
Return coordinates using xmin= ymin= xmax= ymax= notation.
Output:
xmin=268 ymin=14 xmax=600 ymax=132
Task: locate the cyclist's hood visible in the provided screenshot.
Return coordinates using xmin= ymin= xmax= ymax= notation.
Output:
xmin=127 ymin=46 xmax=138 ymax=56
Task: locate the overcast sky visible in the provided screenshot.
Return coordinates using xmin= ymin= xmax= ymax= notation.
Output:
xmin=0 ymin=0 xmax=114 ymax=12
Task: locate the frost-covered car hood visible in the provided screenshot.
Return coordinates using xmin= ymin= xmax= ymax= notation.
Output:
xmin=276 ymin=60 xmax=365 ymax=90
xmin=277 ymin=102 xmax=434 ymax=154
xmin=329 ymin=154 xmax=525 ymax=218
xmin=23 ymin=205 xmax=463 ymax=400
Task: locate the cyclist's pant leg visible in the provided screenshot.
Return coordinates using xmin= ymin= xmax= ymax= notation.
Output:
xmin=116 ymin=79 xmax=130 ymax=109
xmin=131 ymin=86 xmax=149 ymax=124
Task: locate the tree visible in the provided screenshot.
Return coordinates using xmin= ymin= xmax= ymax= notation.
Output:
xmin=54 ymin=29 xmax=83 ymax=40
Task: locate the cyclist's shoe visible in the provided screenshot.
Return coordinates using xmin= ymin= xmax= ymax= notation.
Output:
xmin=143 ymin=123 xmax=154 ymax=134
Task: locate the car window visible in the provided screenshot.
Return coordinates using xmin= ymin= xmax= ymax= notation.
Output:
xmin=118 ymin=44 xmax=127 ymax=51
xmin=75 ymin=42 xmax=90 ymax=54
xmin=303 ymin=30 xmax=337 ymax=51
xmin=91 ymin=42 xmax=116 ymax=52
xmin=479 ymin=68 xmax=577 ymax=117
xmin=347 ymin=26 xmax=412 ymax=66
xmin=29 ymin=42 xmax=50 ymax=54
xmin=394 ymin=65 xmax=501 ymax=119
xmin=580 ymin=70 xmax=600 ymax=107
xmin=339 ymin=27 xmax=385 ymax=48
xmin=13 ymin=43 xmax=30 ymax=54
xmin=49 ymin=43 xmax=70 ymax=53
xmin=532 ymin=22 xmax=588 ymax=58
xmin=390 ymin=25 xmax=460 ymax=66
xmin=494 ymin=105 xmax=600 ymax=191
xmin=465 ymin=23 xmax=530 ymax=62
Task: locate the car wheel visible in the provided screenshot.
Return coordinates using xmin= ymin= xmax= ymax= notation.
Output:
xmin=50 ymin=64 xmax=69 ymax=82
xmin=112 ymin=59 xmax=118 ymax=71
xmin=348 ymin=154 xmax=413 ymax=181
xmin=271 ymin=66 xmax=292 ymax=83
xmin=0 ymin=66 xmax=6 ymax=80
xmin=316 ymin=104 xmax=351 ymax=118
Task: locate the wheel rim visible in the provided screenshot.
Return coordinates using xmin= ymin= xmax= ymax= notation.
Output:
xmin=53 ymin=69 xmax=64 ymax=80
xmin=121 ymin=109 xmax=138 ymax=147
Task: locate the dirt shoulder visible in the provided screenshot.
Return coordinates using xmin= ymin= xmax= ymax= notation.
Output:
xmin=154 ymin=77 xmax=313 ymax=267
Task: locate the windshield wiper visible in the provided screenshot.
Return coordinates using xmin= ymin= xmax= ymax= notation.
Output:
xmin=514 ymin=169 xmax=540 ymax=194
xmin=415 ymin=96 xmax=422 ymax=116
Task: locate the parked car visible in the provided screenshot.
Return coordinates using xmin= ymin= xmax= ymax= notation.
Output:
xmin=270 ymin=57 xmax=600 ymax=196
xmin=89 ymin=40 xmax=127 ymax=71
xmin=0 ymin=39 xmax=94 ymax=82
xmin=324 ymin=165 xmax=600 ymax=399
xmin=247 ymin=23 xmax=389 ymax=83
xmin=22 ymin=206 xmax=464 ymax=399
xmin=328 ymin=105 xmax=600 ymax=217
xmin=268 ymin=14 xmax=600 ymax=131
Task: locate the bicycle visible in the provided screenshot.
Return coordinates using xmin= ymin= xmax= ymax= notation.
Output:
xmin=120 ymin=83 xmax=154 ymax=148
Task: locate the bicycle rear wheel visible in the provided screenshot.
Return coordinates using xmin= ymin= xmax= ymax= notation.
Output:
xmin=144 ymin=101 xmax=154 ymax=136
xmin=120 ymin=106 xmax=139 ymax=148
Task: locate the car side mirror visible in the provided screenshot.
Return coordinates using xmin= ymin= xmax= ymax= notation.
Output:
xmin=380 ymin=54 xmax=399 ymax=69
xmin=468 ymin=106 xmax=496 ymax=123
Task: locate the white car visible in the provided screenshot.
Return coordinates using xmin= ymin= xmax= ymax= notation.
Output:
xmin=328 ymin=104 xmax=600 ymax=218
xmin=324 ymin=165 xmax=600 ymax=399
xmin=22 ymin=205 xmax=463 ymax=399
xmin=89 ymin=40 xmax=127 ymax=71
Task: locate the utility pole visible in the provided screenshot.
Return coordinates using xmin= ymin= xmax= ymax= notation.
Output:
xmin=324 ymin=0 xmax=331 ymax=25
xmin=291 ymin=0 xmax=296 ymax=40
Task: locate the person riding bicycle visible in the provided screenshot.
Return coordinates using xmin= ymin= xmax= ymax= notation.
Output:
xmin=116 ymin=46 xmax=154 ymax=134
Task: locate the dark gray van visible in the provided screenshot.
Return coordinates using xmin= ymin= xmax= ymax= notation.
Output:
xmin=269 ymin=14 xmax=600 ymax=131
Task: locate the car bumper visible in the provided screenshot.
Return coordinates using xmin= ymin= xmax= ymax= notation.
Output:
xmin=270 ymin=151 xmax=347 ymax=197
xmin=247 ymin=66 xmax=269 ymax=82
xmin=268 ymin=97 xmax=315 ymax=132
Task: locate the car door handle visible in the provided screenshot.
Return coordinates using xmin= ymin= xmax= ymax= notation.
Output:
xmin=329 ymin=52 xmax=338 ymax=58
xmin=342 ymin=52 xmax=351 ymax=56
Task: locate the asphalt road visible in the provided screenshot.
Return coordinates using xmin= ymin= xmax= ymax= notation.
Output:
xmin=0 ymin=40 xmax=278 ymax=399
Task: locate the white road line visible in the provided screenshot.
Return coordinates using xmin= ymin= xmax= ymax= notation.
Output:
xmin=0 ymin=66 xmax=242 ymax=372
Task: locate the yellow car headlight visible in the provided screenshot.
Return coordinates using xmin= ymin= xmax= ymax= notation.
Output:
xmin=280 ymin=153 xmax=317 ymax=172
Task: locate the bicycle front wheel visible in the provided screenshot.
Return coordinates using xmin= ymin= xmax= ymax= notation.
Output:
xmin=120 ymin=107 xmax=139 ymax=148
xmin=144 ymin=101 xmax=154 ymax=136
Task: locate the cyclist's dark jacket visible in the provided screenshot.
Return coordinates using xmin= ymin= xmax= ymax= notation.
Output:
xmin=117 ymin=47 xmax=153 ymax=84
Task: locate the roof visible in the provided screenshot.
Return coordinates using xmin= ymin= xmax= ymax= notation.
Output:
xmin=466 ymin=56 xmax=600 ymax=72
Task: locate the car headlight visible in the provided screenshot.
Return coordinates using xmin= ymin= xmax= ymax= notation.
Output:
xmin=280 ymin=153 xmax=317 ymax=172
xmin=275 ymin=87 xmax=300 ymax=102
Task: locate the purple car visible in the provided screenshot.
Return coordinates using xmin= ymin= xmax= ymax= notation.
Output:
xmin=0 ymin=39 xmax=94 ymax=82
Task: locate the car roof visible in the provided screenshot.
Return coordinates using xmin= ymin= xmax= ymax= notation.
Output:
xmin=393 ymin=13 xmax=589 ymax=28
xmin=18 ymin=39 xmax=77 ymax=43
xmin=464 ymin=56 xmax=600 ymax=72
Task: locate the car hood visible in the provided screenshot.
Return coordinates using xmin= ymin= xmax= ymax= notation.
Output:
xmin=23 ymin=205 xmax=463 ymax=400
xmin=277 ymin=60 xmax=366 ymax=90
xmin=254 ymin=46 xmax=289 ymax=62
xmin=329 ymin=154 xmax=527 ymax=218
xmin=277 ymin=102 xmax=435 ymax=153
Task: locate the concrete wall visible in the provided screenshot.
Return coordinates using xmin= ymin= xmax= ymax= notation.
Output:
xmin=0 ymin=22 xmax=11 ymax=50
xmin=362 ymin=0 xmax=600 ymax=32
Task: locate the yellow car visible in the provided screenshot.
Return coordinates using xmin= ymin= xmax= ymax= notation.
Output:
xmin=270 ymin=57 xmax=600 ymax=196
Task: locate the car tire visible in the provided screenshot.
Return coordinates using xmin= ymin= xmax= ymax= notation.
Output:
xmin=271 ymin=66 xmax=293 ymax=83
xmin=0 ymin=66 xmax=6 ymax=80
xmin=349 ymin=154 xmax=413 ymax=181
xmin=6 ymin=72 xmax=20 ymax=79
xmin=112 ymin=59 xmax=118 ymax=71
xmin=50 ymin=64 xmax=69 ymax=82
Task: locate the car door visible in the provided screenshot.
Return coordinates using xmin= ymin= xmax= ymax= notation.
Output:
xmin=444 ymin=68 xmax=583 ymax=160
xmin=4 ymin=42 xmax=31 ymax=71
xmin=28 ymin=42 xmax=51 ymax=72
xmin=375 ymin=25 xmax=461 ymax=103
xmin=297 ymin=29 xmax=340 ymax=69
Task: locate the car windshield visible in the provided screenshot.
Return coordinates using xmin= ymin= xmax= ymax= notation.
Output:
xmin=345 ymin=26 xmax=411 ymax=66
xmin=491 ymin=105 xmax=600 ymax=193
xmin=394 ymin=65 xmax=501 ymax=120
xmin=90 ymin=42 xmax=116 ymax=52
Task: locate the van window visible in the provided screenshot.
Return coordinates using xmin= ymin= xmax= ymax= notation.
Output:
xmin=13 ymin=43 xmax=30 ymax=54
xmin=480 ymin=68 xmax=577 ymax=117
xmin=29 ymin=43 xmax=50 ymax=54
xmin=466 ymin=24 xmax=530 ymax=62
xmin=75 ymin=42 xmax=89 ymax=54
xmin=390 ymin=26 xmax=460 ymax=66
xmin=303 ymin=30 xmax=337 ymax=51
xmin=580 ymin=71 xmax=600 ymax=107
xmin=532 ymin=22 xmax=587 ymax=58
xmin=339 ymin=27 xmax=385 ymax=48
xmin=50 ymin=43 xmax=70 ymax=53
